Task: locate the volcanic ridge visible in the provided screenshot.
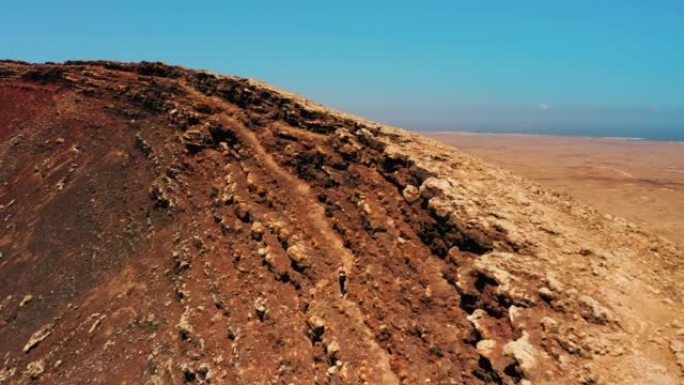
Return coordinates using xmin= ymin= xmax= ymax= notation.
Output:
xmin=0 ymin=61 xmax=682 ymax=385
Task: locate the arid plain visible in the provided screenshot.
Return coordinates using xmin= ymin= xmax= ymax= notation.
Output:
xmin=427 ymin=132 xmax=684 ymax=245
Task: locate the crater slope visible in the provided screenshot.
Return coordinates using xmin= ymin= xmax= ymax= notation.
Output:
xmin=0 ymin=61 xmax=682 ymax=385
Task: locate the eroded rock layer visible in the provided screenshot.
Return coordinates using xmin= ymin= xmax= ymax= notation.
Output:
xmin=0 ymin=61 xmax=682 ymax=385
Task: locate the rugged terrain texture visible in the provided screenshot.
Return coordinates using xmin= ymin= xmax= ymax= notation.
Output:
xmin=0 ymin=61 xmax=682 ymax=385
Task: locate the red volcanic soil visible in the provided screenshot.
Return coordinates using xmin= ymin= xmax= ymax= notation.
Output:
xmin=0 ymin=61 xmax=501 ymax=385
xmin=0 ymin=61 xmax=682 ymax=385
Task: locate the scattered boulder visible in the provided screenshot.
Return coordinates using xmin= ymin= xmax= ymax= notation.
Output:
xmin=467 ymin=309 xmax=494 ymax=340
xmin=250 ymin=221 xmax=265 ymax=241
xmin=277 ymin=226 xmax=291 ymax=244
xmin=182 ymin=126 xmax=211 ymax=152
xmin=538 ymin=287 xmax=555 ymax=302
xmin=357 ymin=199 xmax=372 ymax=216
xmin=221 ymin=182 xmax=237 ymax=204
xmin=503 ymin=331 xmax=537 ymax=373
xmin=173 ymin=250 xmax=191 ymax=271
xmin=177 ymin=307 xmax=194 ymax=340
xmin=540 ymin=317 xmax=559 ymax=333
xmin=326 ymin=338 xmax=341 ymax=356
xmin=419 ymin=177 xmax=453 ymax=200
xmin=254 ymin=296 xmax=268 ymax=321
xmin=0 ymin=295 xmax=13 ymax=313
xmin=402 ymin=185 xmax=420 ymax=203
xmin=19 ymin=294 xmax=33 ymax=307
xmin=470 ymin=253 xmax=537 ymax=307
xmin=307 ymin=314 xmax=326 ymax=342
xmin=182 ymin=367 xmax=196 ymax=382
xmin=0 ymin=368 xmax=16 ymax=382
xmin=476 ymin=339 xmax=498 ymax=358
xmin=23 ymin=323 xmax=53 ymax=353
xmin=150 ymin=183 xmax=173 ymax=209
xmin=287 ymin=242 xmax=310 ymax=269
xmin=578 ymin=295 xmax=612 ymax=325
xmin=25 ymin=360 xmax=44 ymax=379
xmin=88 ymin=313 xmax=107 ymax=334
xmin=235 ymin=202 xmax=251 ymax=222
xmin=427 ymin=198 xmax=452 ymax=219
xmin=135 ymin=133 xmax=153 ymax=156
xmin=545 ymin=273 xmax=564 ymax=292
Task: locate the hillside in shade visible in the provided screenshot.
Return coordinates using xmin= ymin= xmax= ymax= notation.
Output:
xmin=0 ymin=61 xmax=682 ymax=385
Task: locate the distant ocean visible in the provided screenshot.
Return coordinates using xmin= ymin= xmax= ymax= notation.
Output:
xmin=415 ymin=126 xmax=684 ymax=142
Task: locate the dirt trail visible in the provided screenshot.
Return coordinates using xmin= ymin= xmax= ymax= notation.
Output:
xmin=227 ymin=115 xmax=399 ymax=385
xmin=185 ymin=85 xmax=357 ymax=272
xmin=183 ymin=84 xmax=399 ymax=384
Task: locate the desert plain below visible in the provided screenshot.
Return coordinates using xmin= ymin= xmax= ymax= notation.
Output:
xmin=427 ymin=132 xmax=684 ymax=245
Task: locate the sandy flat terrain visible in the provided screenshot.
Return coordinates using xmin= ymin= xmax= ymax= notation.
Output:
xmin=426 ymin=132 xmax=684 ymax=245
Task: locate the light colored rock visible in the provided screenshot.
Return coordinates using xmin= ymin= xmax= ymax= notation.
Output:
xmin=25 ymin=360 xmax=44 ymax=379
xmin=538 ymin=286 xmax=555 ymax=301
xmin=250 ymin=221 xmax=265 ymax=240
xmin=508 ymin=305 xmax=525 ymax=329
xmin=503 ymin=331 xmax=537 ymax=372
xmin=472 ymin=253 xmax=514 ymax=294
xmin=287 ymin=242 xmax=310 ymax=267
xmin=0 ymin=295 xmax=12 ymax=313
xmin=545 ymin=273 xmax=564 ymax=292
xmin=467 ymin=309 xmax=491 ymax=339
xmin=221 ymin=183 xmax=236 ymax=204
xmin=19 ymin=294 xmax=33 ymax=307
xmin=277 ymin=227 xmax=291 ymax=243
xmin=357 ymin=199 xmax=372 ymax=215
xmin=254 ymin=296 xmax=268 ymax=321
xmin=326 ymin=339 xmax=341 ymax=355
xmin=23 ymin=323 xmax=53 ymax=353
xmin=427 ymin=198 xmax=452 ymax=218
xmin=182 ymin=127 xmax=208 ymax=148
xmin=540 ymin=317 xmax=559 ymax=333
xmin=419 ymin=177 xmax=453 ymax=199
xmin=177 ymin=307 xmax=194 ymax=339
xmin=578 ymin=295 xmax=612 ymax=325
xmin=0 ymin=368 xmax=16 ymax=382
xmin=307 ymin=314 xmax=326 ymax=337
xmin=88 ymin=313 xmax=106 ymax=334
xmin=476 ymin=339 xmax=497 ymax=358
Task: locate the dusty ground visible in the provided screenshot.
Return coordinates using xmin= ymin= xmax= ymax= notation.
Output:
xmin=426 ymin=132 xmax=684 ymax=245
xmin=0 ymin=61 xmax=682 ymax=385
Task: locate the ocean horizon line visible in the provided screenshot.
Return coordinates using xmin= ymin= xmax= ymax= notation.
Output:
xmin=415 ymin=129 xmax=684 ymax=144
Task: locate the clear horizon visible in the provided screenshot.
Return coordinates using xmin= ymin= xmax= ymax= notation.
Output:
xmin=2 ymin=1 xmax=683 ymax=140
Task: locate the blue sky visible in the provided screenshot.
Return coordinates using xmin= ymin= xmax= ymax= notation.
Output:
xmin=2 ymin=1 xmax=683 ymax=139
